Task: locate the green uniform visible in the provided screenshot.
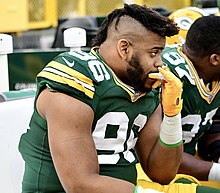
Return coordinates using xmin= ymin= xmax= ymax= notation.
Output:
xmin=19 ymin=48 xmax=160 ymax=192
xmin=161 ymin=45 xmax=220 ymax=155
xmin=213 ymin=108 xmax=220 ymax=121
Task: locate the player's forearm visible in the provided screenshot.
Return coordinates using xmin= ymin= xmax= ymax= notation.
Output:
xmin=64 ymin=174 xmax=165 ymax=193
xmin=137 ymin=112 xmax=182 ymax=185
xmin=178 ymin=152 xmax=212 ymax=181
xmin=147 ymin=140 xmax=182 ymax=185
xmin=62 ymin=174 xmax=136 ymax=193
xmin=148 ymin=113 xmax=183 ymax=184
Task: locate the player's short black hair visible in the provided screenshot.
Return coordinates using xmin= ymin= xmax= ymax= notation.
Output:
xmin=185 ymin=16 xmax=220 ymax=58
xmin=92 ymin=4 xmax=179 ymax=46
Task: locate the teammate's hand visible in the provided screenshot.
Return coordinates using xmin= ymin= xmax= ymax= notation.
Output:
xmin=149 ymin=67 xmax=183 ymax=116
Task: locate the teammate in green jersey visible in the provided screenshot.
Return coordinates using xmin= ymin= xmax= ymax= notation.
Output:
xmin=18 ymin=4 xmax=185 ymax=193
xmin=158 ymin=16 xmax=220 ymax=183
xmin=198 ymin=108 xmax=220 ymax=165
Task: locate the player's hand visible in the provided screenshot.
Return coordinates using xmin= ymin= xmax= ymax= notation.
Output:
xmin=149 ymin=66 xmax=169 ymax=89
xmin=149 ymin=67 xmax=183 ymax=116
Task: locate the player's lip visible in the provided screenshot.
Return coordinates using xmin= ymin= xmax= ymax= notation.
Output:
xmin=148 ymin=77 xmax=156 ymax=81
xmin=146 ymin=76 xmax=157 ymax=85
xmin=150 ymin=79 xmax=157 ymax=86
xmin=145 ymin=79 xmax=157 ymax=89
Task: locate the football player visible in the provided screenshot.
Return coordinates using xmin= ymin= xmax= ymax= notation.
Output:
xmin=164 ymin=6 xmax=220 ymax=178
xmin=198 ymin=108 xmax=220 ymax=163
xmin=154 ymin=16 xmax=220 ymax=183
xmin=19 ymin=4 xmax=184 ymax=193
xmin=18 ymin=3 xmax=220 ymax=192
xmin=166 ymin=7 xmax=208 ymax=45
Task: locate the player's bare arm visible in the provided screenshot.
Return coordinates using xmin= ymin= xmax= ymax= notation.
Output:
xmin=136 ymin=104 xmax=183 ymax=185
xmin=178 ymin=152 xmax=213 ymax=181
xmin=37 ymin=88 xmax=136 ymax=193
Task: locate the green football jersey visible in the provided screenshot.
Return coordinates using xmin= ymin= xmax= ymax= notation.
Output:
xmin=161 ymin=45 xmax=220 ymax=155
xmin=19 ymin=48 xmax=160 ymax=192
xmin=213 ymin=107 xmax=220 ymax=121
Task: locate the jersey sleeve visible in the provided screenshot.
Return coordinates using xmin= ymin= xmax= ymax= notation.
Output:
xmin=161 ymin=46 xmax=181 ymax=78
xmin=161 ymin=46 xmax=192 ymax=89
xmin=36 ymin=51 xmax=98 ymax=110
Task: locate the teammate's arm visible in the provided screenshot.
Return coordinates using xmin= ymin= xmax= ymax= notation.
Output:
xmin=179 ymin=110 xmax=220 ymax=182
xmin=180 ymin=130 xmax=220 ymax=181
xmin=178 ymin=152 xmax=213 ymax=181
xmin=37 ymin=88 xmax=163 ymax=193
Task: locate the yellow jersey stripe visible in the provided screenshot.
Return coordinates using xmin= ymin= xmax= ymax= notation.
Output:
xmin=37 ymin=71 xmax=94 ymax=99
xmin=42 ymin=66 xmax=95 ymax=92
xmin=47 ymin=61 xmax=94 ymax=87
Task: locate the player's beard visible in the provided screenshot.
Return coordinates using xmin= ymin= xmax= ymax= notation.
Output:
xmin=127 ymin=55 xmax=150 ymax=93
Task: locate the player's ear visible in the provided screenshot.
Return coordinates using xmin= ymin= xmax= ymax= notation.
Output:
xmin=117 ymin=39 xmax=132 ymax=61
xmin=210 ymin=53 xmax=220 ymax=66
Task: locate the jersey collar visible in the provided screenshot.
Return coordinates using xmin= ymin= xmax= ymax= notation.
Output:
xmin=178 ymin=47 xmax=220 ymax=104
xmin=91 ymin=47 xmax=146 ymax=102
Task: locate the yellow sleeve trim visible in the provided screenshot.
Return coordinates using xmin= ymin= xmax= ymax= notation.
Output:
xmin=47 ymin=61 xmax=93 ymax=86
xmin=38 ymin=71 xmax=94 ymax=99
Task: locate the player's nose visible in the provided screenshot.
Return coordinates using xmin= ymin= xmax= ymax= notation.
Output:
xmin=155 ymin=56 xmax=163 ymax=68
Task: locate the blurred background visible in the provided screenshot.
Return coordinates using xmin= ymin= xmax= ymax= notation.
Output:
xmin=1 ymin=0 xmax=219 ymax=50
xmin=0 ymin=0 xmax=219 ymax=90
